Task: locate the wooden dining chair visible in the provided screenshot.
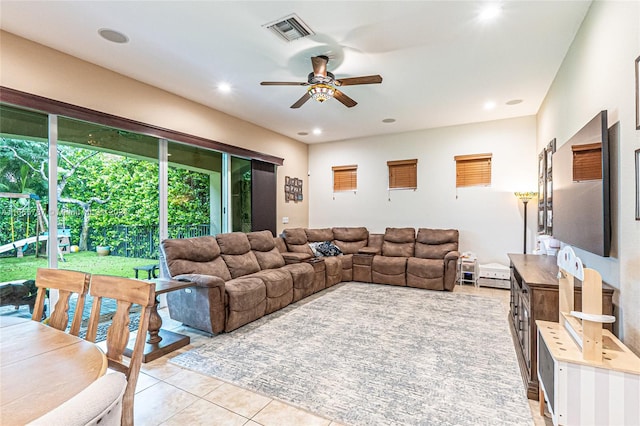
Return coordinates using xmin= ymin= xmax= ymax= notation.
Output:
xmin=32 ymin=268 xmax=91 ymax=336
xmin=85 ymin=275 xmax=155 ymax=426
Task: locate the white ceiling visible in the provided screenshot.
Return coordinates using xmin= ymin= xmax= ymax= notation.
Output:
xmin=0 ymin=1 xmax=591 ymax=144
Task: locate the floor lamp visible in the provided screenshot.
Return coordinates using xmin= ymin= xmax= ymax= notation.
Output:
xmin=514 ymin=192 xmax=538 ymax=254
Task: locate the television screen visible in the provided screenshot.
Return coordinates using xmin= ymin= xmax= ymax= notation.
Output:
xmin=552 ymin=111 xmax=610 ymax=257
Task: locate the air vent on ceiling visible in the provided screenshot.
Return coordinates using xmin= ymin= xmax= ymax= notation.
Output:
xmin=264 ymin=13 xmax=314 ymax=42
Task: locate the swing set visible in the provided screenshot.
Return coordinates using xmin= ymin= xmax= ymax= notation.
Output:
xmin=0 ymin=192 xmax=66 ymax=261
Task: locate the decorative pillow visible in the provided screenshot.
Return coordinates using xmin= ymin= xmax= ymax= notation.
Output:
xmin=308 ymin=242 xmax=323 ymax=257
xmin=316 ymin=241 xmax=343 ymax=257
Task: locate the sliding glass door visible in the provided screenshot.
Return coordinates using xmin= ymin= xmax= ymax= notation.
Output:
xmin=1 ymin=102 xmax=273 ymax=287
xmin=231 ymin=156 xmax=251 ymax=232
xmin=167 ymin=141 xmax=222 ymax=238
xmin=0 ymin=105 xmax=50 ymax=289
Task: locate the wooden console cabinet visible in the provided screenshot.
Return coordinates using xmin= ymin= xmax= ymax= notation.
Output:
xmin=507 ymin=254 xmax=615 ymax=400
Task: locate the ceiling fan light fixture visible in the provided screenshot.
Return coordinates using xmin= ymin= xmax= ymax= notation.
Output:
xmin=308 ymin=84 xmax=335 ymax=103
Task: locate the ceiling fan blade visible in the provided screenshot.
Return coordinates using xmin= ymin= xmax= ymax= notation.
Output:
xmin=335 ymin=75 xmax=383 ymax=86
xmin=311 ymin=56 xmax=328 ymax=78
xmin=261 ymin=81 xmax=308 ymax=86
xmin=334 ymin=89 xmax=357 ymax=108
xmin=290 ymin=92 xmax=311 ymax=108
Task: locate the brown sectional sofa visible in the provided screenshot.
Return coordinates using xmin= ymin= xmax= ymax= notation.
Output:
xmin=160 ymin=226 xmax=459 ymax=335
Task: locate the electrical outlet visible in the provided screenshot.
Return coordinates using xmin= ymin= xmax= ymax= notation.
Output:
xmin=282 ymin=217 xmax=289 ymax=224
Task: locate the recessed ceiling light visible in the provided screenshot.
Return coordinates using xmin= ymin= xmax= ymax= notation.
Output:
xmin=382 ymin=118 xmax=396 ymax=123
xmin=484 ymin=101 xmax=497 ymax=110
xmin=218 ymin=83 xmax=231 ymax=93
xmin=312 ymin=128 xmax=322 ymax=135
xmin=506 ymin=99 xmax=523 ymax=105
xmin=98 ymin=28 xmax=129 ymax=44
xmin=478 ymin=4 xmax=502 ymax=21
xmin=297 ymin=132 xmax=309 ymax=136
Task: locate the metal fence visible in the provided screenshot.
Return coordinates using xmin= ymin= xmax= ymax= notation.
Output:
xmin=90 ymin=224 xmax=211 ymax=259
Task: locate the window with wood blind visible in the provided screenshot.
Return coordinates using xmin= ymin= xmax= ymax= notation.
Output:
xmin=454 ymin=153 xmax=492 ymax=187
xmin=332 ymin=165 xmax=357 ymax=192
xmin=572 ymin=143 xmax=602 ymax=181
xmin=387 ymin=159 xmax=418 ymax=189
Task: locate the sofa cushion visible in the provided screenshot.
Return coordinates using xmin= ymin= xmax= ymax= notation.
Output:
xmin=249 ymin=269 xmax=293 ymax=297
xmin=224 ymin=277 xmax=266 ymax=332
xmin=254 ymin=248 xmax=286 ymax=270
xmin=225 ymin=277 xmax=266 ymax=312
xmin=248 ymin=230 xmax=286 ymax=269
xmin=222 ymin=252 xmax=261 ymax=279
xmin=339 ymin=254 xmax=354 ymax=281
xmin=247 ymin=230 xmax=276 ymax=251
xmin=323 ymin=256 xmax=342 ymax=287
xmin=217 ymin=233 xmax=261 ymax=278
xmin=382 ymin=227 xmax=415 ymax=257
xmin=414 ymin=228 xmax=459 ymax=259
xmin=305 ymin=228 xmax=334 ymax=242
xmin=280 ymin=263 xmax=314 ymax=289
xmin=283 ymin=228 xmax=308 ymax=245
xmin=332 ymin=227 xmax=368 ymax=242
xmin=162 ymin=236 xmax=232 ymax=281
xmin=406 ymin=258 xmax=445 ymax=290
xmin=372 ymin=255 xmax=407 ymax=286
xmin=248 ymin=269 xmax=293 ymax=314
xmin=283 ymin=228 xmax=314 ymax=256
xmin=283 ymin=262 xmax=315 ymax=303
xmin=334 ymin=239 xmax=368 ymax=254
xmin=332 ymin=227 xmax=368 ymax=254
xmin=217 ymin=232 xmax=252 ymax=255
xmin=406 ymin=257 xmax=444 ymax=278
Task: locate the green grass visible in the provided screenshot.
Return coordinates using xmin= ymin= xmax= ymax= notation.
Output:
xmin=0 ymin=251 xmax=158 ymax=282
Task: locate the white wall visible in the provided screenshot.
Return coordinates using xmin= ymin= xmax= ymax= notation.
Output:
xmin=308 ymin=116 xmax=537 ymax=266
xmin=537 ymin=1 xmax=640 ymax=352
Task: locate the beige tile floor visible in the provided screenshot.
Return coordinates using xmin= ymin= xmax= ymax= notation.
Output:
xmin=126 ymin=283 xmax=552 ymax=426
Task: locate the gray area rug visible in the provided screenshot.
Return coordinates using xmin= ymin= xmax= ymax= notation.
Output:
xmin=171 ymin=283 xmax=532 ymax=426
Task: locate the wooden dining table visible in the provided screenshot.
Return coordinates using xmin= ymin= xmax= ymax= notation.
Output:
xmin=0 ymin=316 xmax=107 ymax=425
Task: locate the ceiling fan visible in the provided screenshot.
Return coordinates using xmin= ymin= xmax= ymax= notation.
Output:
xmin=260 ymin=55 xmax=383 ymax=108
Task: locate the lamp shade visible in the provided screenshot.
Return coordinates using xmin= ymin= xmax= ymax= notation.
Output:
xmin=308 ymin=84 xmax=335 ymax=102
xmin=514 ymin=191 xmax=538 ymax=202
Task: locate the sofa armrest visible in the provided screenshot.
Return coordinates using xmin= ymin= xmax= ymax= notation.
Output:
xmin=167 ymin=274 xmax=226 ymax=334
xmin=443 ymin=251 xmax=460 ymax=291
xmin=358 ymin=246 xmax=381 ymax=255
xmin=282 ymin=252 xmax=313 ymax=264
xmin=444 ymin=251 xmax=460 ymax=261
xmin=173 ymin=274 xmax=226 ymax=289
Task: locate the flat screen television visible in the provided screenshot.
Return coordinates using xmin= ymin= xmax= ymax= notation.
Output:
xmin=552 ymin=110 xmax=610 ymax=257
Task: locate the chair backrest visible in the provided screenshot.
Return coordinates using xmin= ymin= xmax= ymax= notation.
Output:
xmin=86 ymin=275 xmax=155 ymax=426
xmin=26 ymin=371 xmax=127 ymax=426
xmin=32 ymin=268 xmax=90 ymax=336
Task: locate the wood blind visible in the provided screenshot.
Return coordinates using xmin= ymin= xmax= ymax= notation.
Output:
xmin=572 ymin=143 xmax=602 ymax=181
xmin=332 ymin=165 xmax=357 ymax=191
xmin=387 ymin=159 xmax=417 ymax=189
xmin=454 ymin=153 xmax=492 ymax=187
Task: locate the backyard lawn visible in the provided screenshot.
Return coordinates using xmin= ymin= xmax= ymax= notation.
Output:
xmin=0 ymin=251 xmax=158 ymax=282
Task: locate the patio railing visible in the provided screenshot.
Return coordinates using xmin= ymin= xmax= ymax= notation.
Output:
xmin=90 ymin=224 xmax=211 ymax=259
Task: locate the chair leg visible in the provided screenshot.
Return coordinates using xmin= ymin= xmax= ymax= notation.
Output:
xmin=121 ymin=389 xmax=134 ymax=426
